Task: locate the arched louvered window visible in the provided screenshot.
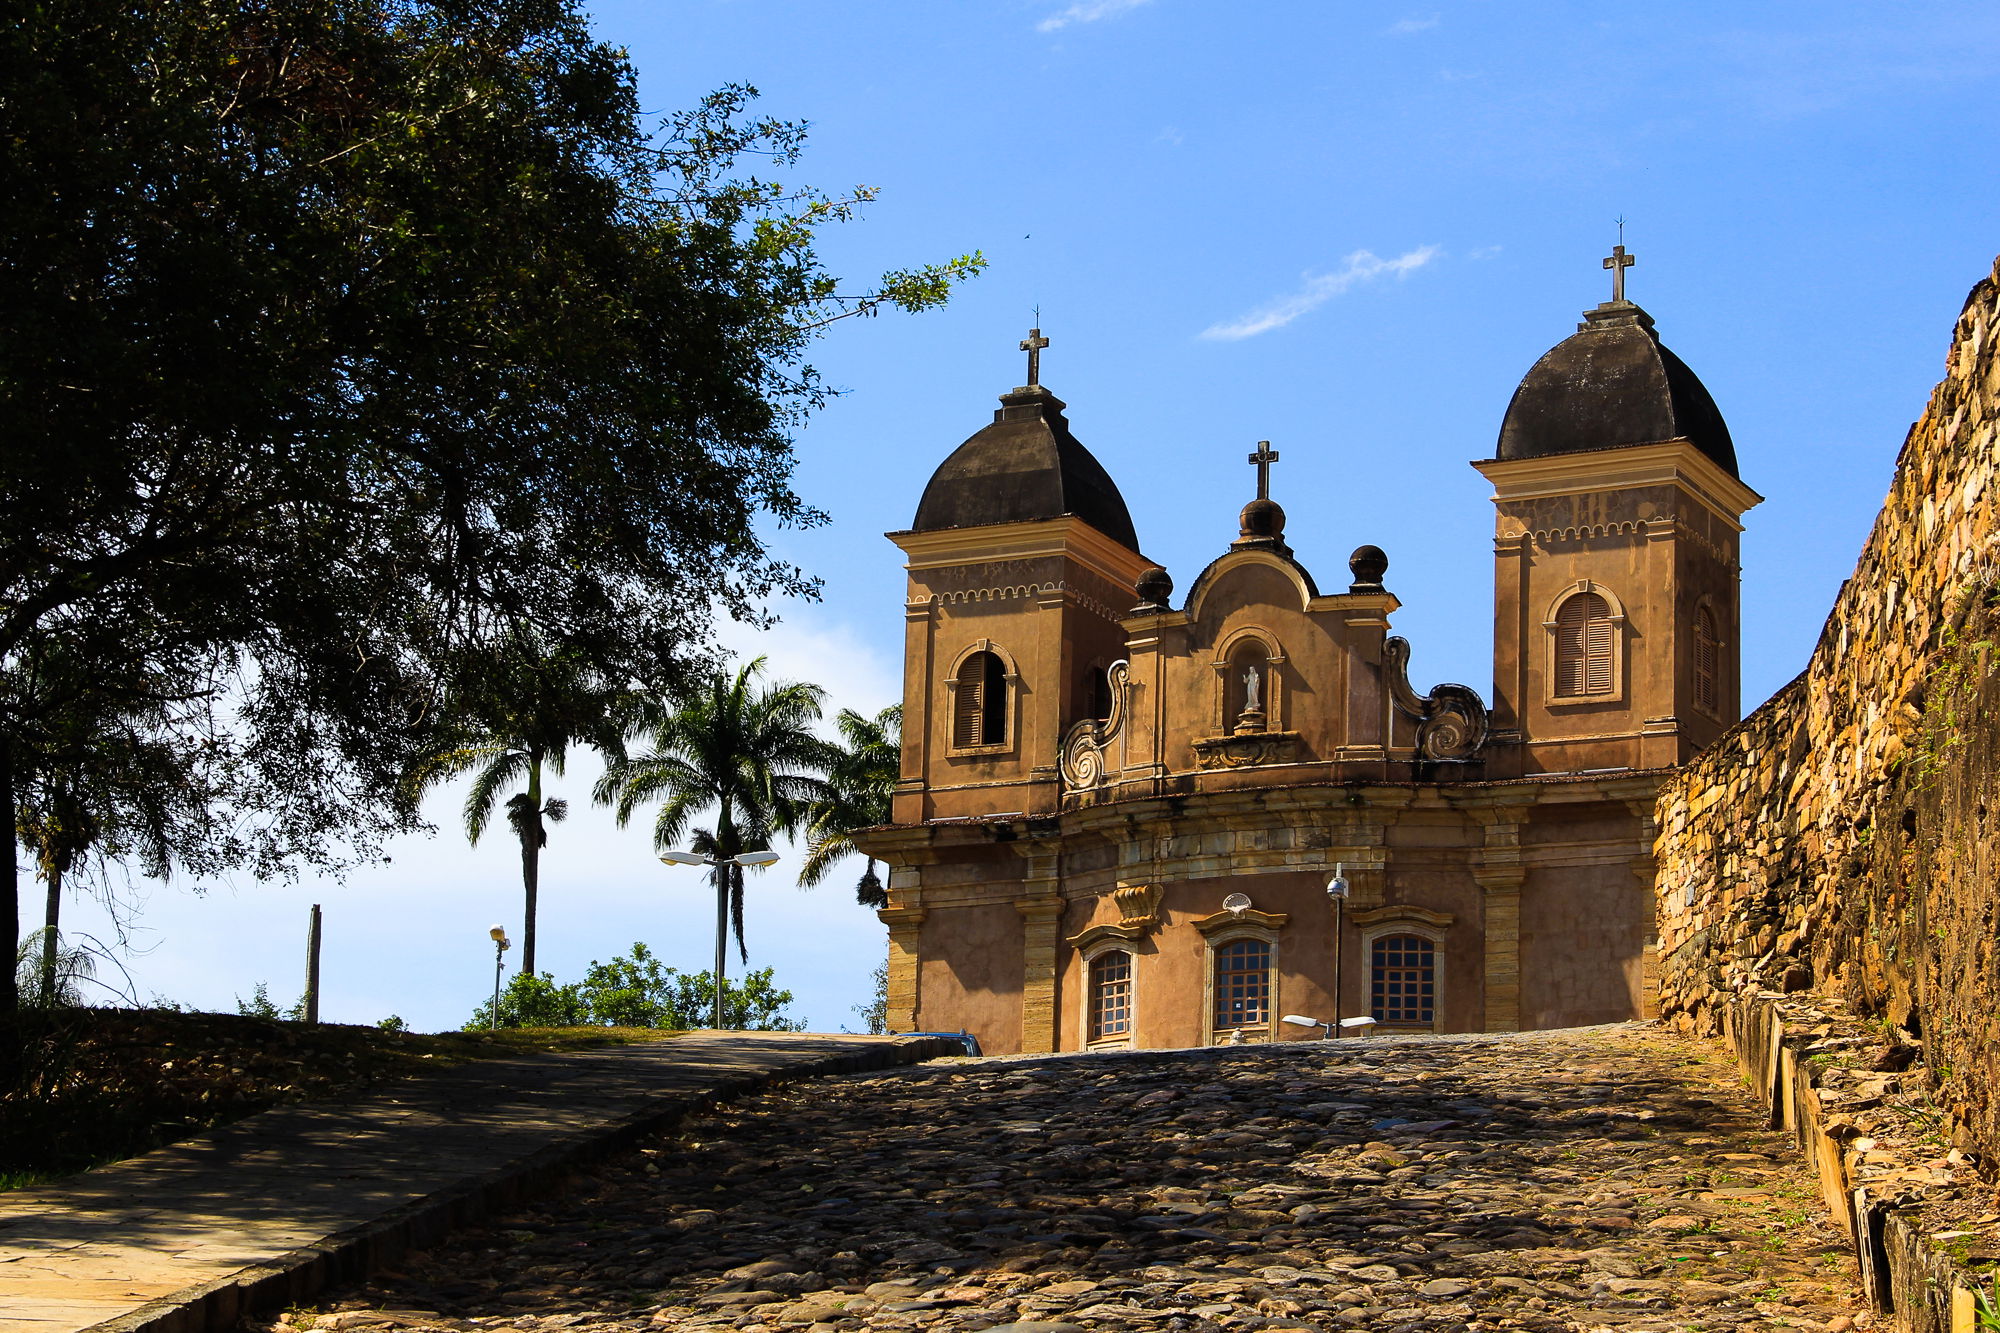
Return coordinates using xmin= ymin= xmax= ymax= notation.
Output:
xmin=1371 ymin=935 xmax=1436 ymax=1025
xmin=952 ymin=651 xmax=1008 ymax=748
xmin=1088 ymin=950 xmax=1133 ymax=1041
xmin=1693 ymin=606 xmax=1720 ymax=715
xmin=1553 ymin=591 xmax=1615 ymax=698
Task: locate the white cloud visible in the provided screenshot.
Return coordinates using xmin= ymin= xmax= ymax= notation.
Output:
xmin=1386 ymin=15 xmax=1440 ymax=35
xmin=1200 ymin=246 xmax=1442 ymax=341
xmin=1038 ymin=0 xmax=1153 ymax=34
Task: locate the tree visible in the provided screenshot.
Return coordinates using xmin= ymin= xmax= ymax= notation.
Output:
xmin=464 ymin=972 xmax=591 ymax=1030
xmin=7 ymin=630 xmax=233 ymax=1003
xmin=850 ymin=962 xmax=889 ymax=1035
xmin=0 ymin=2 xmax=982 ymax=1016
xmin=797 ymin=705 xmax=901 ymax=909
xmin=405 ymin=639 xmax=629 ymax=975
xmin=593 ymin=659 xmax=834 ymax=996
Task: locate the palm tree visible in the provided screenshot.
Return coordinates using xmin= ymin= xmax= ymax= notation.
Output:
xmin=797 ymin=704 xmax=901 ymax=908
xmin=594 ymin=658 xmax=833 ymax=981
xmin=406 ymin=639 xmax=628 ymax=975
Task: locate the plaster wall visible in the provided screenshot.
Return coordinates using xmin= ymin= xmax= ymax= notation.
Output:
xmin=915 ymin=901 xmax=1027 ymax=1054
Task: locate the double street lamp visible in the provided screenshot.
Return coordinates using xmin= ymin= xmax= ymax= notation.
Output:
xmin=660 ymin=848 xmax=781 ymax=1030
xmin=1327 ymin=863 xmax=1350 ymax=1037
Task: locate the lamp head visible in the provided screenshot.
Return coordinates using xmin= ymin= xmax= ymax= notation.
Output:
xmin=660 ymin=851 xmax=707 ymax=866
xmin=489 ymin=924 xmax=509 ymax=944
xmin=733 ymin=849 xmax=781 ymax=867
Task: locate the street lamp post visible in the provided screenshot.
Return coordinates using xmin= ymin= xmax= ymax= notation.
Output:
xmin=1326 ymin=863 xmax=1349 ymax=1037
xmin=488 ymin=925 xmax=511 ymax=1030
xmin=660 ymin=848 xmax=782 ymax=1029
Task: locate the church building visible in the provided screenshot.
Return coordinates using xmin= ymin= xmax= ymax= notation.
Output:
xmin=856 ymin=251 xmax=1762 ymax=1055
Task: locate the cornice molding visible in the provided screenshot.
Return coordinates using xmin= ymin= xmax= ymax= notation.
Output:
xmin=914 ymin=579 xmax=1126 ymax=626
xmin=1473 ymin=440 xmax=1763 ymax=528
xmin=889 ymin=516 xmax=1156 ymax=589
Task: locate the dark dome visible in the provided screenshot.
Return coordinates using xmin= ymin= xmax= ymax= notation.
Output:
xmin=1497 ymin=303 xmax=1737 ymax=477
xmin=912 ymin=385 xmax=1139 ymax=550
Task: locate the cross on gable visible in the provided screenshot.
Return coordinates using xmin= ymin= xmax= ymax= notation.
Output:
xmin=1247 ymin=440 xmax=1280 ymax=500
xmin=1019 ymin=328 xmax=1050 ymax=387
xmin=1603 ymin=244 xmax=1636 ymax=303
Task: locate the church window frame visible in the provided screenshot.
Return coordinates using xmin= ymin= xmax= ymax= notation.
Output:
xmin=1081 ymin=944 xmax=1137 ymax=1048
xmin=944 ymin=640 xmax=1019 ymax=756
xmin=1542 ymin=580 xmax=1628 ymax=706
xmin=1210 ymin=628 xmax=1285 ymax=735
xmin=1691 ymin=599 xmax=1723 ymax=720
xmin=1201 ymin=925 xmax=1279 ymax=1045
xmin=1353 ymin=910 xmax=1450 ymax=1033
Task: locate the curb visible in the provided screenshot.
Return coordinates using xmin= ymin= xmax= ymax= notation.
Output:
xmin=1720 ymin=994 xmax=1984 ymax=1333
xmin=80 ymin=1036 xmax=960 ymax=1333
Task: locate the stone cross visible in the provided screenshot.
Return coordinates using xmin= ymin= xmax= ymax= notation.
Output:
xmin=1603 ymin=244 xmax=1636 ymax=303
xmin=1020 ymin=328 xmax=1049 ymax=387
xmin=1247 ymin=440 xmax=1280 ymax=500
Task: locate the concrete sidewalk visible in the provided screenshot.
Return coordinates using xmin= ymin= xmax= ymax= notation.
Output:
xmin=0 ymin=1032 xmax=957 ymax=1333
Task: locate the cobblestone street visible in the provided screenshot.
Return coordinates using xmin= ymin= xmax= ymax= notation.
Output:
xmin=297 ymin=1025 xmax=1866 ymax=1333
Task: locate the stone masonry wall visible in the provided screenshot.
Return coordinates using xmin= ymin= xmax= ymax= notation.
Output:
xmin=1655 ymin=256 xmax=2000 ymax=1168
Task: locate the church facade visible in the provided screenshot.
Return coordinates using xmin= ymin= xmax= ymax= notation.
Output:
xmin=856 ymin=258 xmax=1762 ymax=1055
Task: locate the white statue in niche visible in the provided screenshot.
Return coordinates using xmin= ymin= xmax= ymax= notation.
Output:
xmin=1242 ymin=664 xmax=1262 ymax=711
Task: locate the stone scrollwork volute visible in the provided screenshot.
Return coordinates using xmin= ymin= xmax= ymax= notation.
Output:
xmin=1383 ymin=636 xmax=1489 ymax=762
xmin=1060 ymin=660 xmax=1130 ymax=793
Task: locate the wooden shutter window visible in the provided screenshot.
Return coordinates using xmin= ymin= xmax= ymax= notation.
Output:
xmin=1555 ymin=592 xmax=1614 ymax=698
xmin=953 ymin=651 xmax=1008 ymax=747
xmin=1693 ymin=608 xmax=1719 ymax=714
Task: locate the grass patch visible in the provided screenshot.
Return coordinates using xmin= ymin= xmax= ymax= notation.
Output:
xmin=1 ymin=1008 xmax=680 ymax=1186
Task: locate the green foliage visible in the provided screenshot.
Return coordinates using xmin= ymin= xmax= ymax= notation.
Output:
xmin=465 ymin=972 xmax=591 ymax=1030
xmin=465 ymin=944 xmax=804 ymax=1031
xmin=578 ymin=941 xmax=680 ymax=1028
xmin=235 ymin=982 xmax=305 ymax=1023
xmin=797 ymin=705 xmax=900 ymax=908
xmin=0 ymin=1 xmax=979 ymax=1014
xmin=375 ymin=1015 xmax=407 ymax=1033
xmin=13 ymin=928 xmax=96 ymax=1009
xmin=850 ymin=962 xmax=889 ymax=1035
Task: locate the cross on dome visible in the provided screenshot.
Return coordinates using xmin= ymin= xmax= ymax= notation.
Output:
xmin=1603 ymin=244 xmax=1636 ymax=303
xmin=1019 ymin=327 xmax=1050 ymax=387
xmin=1247 ymin=440 xmax=1280 ymax=500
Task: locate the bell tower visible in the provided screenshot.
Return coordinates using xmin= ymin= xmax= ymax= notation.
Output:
xmin=889 ymin=332 xmax=1153 ymax=822
xmin=1476 ymin=255 xmax=1762 ymax=777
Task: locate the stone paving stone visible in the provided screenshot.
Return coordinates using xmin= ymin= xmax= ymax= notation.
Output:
xmin=291 ymin=1024 xmax=1872 ymax=1333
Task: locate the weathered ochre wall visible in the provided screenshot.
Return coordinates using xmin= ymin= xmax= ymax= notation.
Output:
xmin=1655 ymin=257 xmax=2000 ymax=1163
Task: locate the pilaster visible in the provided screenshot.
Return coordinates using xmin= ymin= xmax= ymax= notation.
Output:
xmin=1015 ymin=898 xmax=1063 ymax=1053
xmin=877 ymin=903 xmax=927 ymax=1034
xmin=1475 ymin=816 xmax=1525 ymax=1032
xmin=1012 ymin=842 xmax=1064 ymax=1053
xmin=1626 ymin=798 xmax=1661 ymax=1020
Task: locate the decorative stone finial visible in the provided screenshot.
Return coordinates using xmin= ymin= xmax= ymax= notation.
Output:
xmin=1133 ymin=565 xmax=1174 ymax=611
xmin=1235 ymin=497 xmax=1287 ymax=548
xmin=1349 ymin=544 xmax=1389 ymax=591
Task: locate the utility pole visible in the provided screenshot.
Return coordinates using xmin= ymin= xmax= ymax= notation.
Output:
xmin=304 ymin=903 xmax=322 ymax=1024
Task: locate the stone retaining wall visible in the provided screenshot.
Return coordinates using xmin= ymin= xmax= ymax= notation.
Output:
xmin=1655 ymin=257 xmax=2000 ymax=1172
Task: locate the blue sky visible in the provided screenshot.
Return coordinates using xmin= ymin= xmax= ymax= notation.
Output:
xmin=63 ymin=1 xmax=2000 ymax=1032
